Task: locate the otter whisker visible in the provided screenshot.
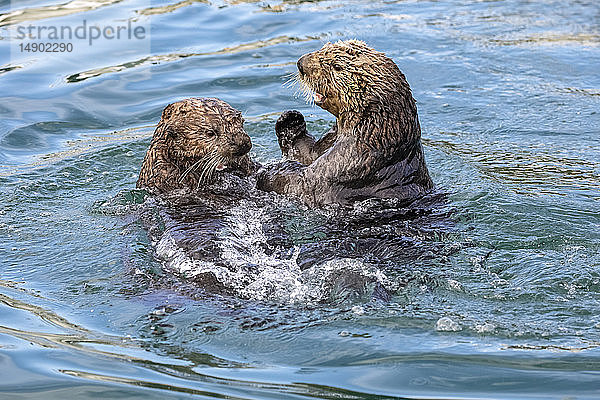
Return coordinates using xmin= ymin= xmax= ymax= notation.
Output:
xmin=211 ymin=155 xmax=229 ymax=184
xmin=205 ymin=157 xmax=218 ymax=183
xmin=283 ymin=72 xmax=300 ymax=89
xmin=196 ymin=153 xmax=216 ymax=187
xmin=178 ymin=150 xmax=218 ymax=185
xmin=285 ymin=72 xmax=304 ymax=92
xmin=178 ymin=157 xmax=205 ymax=184
xmin=199 ymin=155 xmax=222 ymax=189
xmin=283 ymin=70 xmax=296 ymax=80
xmin=288 ymin=72 xmax=316 ymax=106
xmin=299 ymin=80 xmax=315 ymax=106
xmin=196 ymin=165 xmax=210 ymax=189
xmin=196 ymin=152 xmax=221 ymax=189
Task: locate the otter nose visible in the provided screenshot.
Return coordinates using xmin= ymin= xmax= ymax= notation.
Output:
xmin=297 ymin=55 xmax=308 ymax=75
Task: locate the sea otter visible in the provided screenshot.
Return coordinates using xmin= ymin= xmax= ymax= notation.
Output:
xmin=137 ymin=98 xmax=255 ymax=193
xmin=257 ymin=40 xmax=433 ymax=207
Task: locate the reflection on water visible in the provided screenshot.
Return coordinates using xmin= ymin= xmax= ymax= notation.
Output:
xmin=490 ymin=33 xmax=600 ymax=47
xmin=137 ymin=0 xmax=209 ymax=16
xmin=66 ymin=35 xmax=320 ymax=83
xmin=0 ymin=64 xmax=21 ymax=74
xmin=426 ymin=137 xmax=600 ymax=198
xmin=0 ymin=0 xmax=124 ymax=27
xmin=1 ymin=0 xmax=600 ymax=398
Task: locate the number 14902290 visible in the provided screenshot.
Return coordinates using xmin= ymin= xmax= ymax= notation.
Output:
xmin=19 ymin=42 xmax=73 ymax=52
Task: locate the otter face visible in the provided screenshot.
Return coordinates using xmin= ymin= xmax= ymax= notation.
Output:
xmin=160 ymin=98 xmax=252 ymax=171
xmin=295 ymin=40 xmax=404 ymax=117
xmin=138 ymin=97 xmax=255 ymax=192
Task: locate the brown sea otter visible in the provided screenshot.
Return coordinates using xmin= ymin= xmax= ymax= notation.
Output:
xmin=137 ymin=98 xmax=256 ymax=193
xmin=257 ymin=40 xmax=433 ymax=207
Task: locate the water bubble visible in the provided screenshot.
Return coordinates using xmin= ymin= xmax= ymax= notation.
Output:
xmin=352 ymin=305 xmax=365 ymax=315
xmin=447 ymin=279 xmax=463 ymax=291
xmin=436 ymin=317 xmax=462 ymax=332
xmin=475 ymin=322 xmax=496 ymax=333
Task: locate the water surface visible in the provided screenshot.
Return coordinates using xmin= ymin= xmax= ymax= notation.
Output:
xmin=1 ymin=0 xmax=600 ymax=398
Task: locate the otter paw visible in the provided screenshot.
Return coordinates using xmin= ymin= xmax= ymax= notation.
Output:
xmin=275 ymin=110 xmax=307 ymax=148
xmin=256 ymin=161 xmax=303 ymax=194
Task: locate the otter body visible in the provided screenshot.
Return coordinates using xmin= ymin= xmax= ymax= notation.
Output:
xmin=137 ymin=98 xmax=255 ymax=193
xmin=258 ymin=40 xmax=433 ymax=207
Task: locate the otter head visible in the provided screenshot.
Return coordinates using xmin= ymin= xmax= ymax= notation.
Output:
xmin=296 ymin=40 xmax=410 ymax=119
xmin=157 ymin=97 xmax=252 ymax=183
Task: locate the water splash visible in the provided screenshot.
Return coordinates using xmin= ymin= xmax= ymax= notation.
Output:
xmin=153 ymin=198 xmax=395 ymax=305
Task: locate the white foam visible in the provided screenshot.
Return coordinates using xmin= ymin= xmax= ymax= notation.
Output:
xmin=154 ymin=200 xmax=394 ymax=304
xmin=436 ymin=317 xmax=462 ymax=332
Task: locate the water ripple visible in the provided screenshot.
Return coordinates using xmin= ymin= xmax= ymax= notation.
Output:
xmin=66 ymin=35 xmax=321 ymax=82
xmin=0 ymin=0 xmax=123 ymax=27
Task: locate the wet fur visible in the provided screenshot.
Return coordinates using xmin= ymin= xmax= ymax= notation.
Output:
xmin=137 ymin=98 xmax=256 ymax=193
xmin=258 ymin=40 xmax=433 ymax=207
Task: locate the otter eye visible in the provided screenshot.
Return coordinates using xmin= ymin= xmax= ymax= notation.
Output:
xmin=332 ymin=63 xmax=343 ymax=72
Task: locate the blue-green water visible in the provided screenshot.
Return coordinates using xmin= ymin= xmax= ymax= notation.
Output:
xmin=1 ymin=0 xmax=600 ymax=398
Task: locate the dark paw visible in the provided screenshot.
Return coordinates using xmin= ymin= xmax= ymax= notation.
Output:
xmin=256 ymin=167 xmax=283 ymax=193
xmin=275 ymin=110 xmax=307 ymax=149
xmin=256 ymin=161 xmax=303 ymax=194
